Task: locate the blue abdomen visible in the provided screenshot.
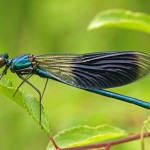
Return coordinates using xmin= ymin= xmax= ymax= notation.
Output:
xmin=35 ymin=68 xmax=61 ymax=82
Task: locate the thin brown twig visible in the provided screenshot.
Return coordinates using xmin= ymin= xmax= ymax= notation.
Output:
xmin=49 ymin=132 xmax=150 ymax=150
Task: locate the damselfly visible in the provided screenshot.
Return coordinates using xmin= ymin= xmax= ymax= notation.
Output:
xmin=0 ymin=51 xmax=150 ymax=125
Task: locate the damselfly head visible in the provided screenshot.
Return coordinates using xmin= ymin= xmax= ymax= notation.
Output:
xmin=0 ymin=53 xmax=8 ymax=68
xmin=0 ymin=53 xmax=9 ymax=79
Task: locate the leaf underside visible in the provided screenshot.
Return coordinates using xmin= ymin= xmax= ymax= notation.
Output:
xmin=144 ymin=116 xmax=150 ymax=132
xmin=88 ymin=9 xmax=150 ymax=34
xmin=0 ymin=79 xmax=51 ymax=134
xmin=47 ymin=124 xmax=127 ymax=150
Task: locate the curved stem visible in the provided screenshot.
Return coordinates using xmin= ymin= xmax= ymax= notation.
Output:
xmin=49 ymin=132 xmax=150 ymax=150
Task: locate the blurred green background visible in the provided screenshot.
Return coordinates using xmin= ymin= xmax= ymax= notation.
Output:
xmin=0 ymin=0 xmax=150 ymax=150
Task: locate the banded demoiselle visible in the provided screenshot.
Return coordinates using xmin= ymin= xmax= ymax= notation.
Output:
xmin=0 ymin=51 xmax=150 ymax=125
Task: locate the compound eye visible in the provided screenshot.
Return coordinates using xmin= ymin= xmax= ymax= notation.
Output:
xmin=0 ymin=57 xmax=5 ymax=68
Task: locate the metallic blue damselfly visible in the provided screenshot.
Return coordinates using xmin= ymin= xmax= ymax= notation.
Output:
xmin=0 ymin=51 xmax=150 ymax=125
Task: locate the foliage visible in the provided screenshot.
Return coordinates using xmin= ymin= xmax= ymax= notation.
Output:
xmin=88 ymin=9 xmax=150 ymax=34
xmin=0 ymin=79 xmax=50 ymax=133
xmin=0 ymin=1 xmax=150 ymax=149
xmin=144 ymin=116 xmax=150 ymax=132
xmin=47 ymin=125 xmax=127 ymax=149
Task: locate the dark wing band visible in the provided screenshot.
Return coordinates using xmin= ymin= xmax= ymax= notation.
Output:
xmin=36 ymin=51 xmax=150 ymax=89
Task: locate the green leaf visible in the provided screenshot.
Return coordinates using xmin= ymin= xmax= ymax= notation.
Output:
xmin=88 ymin=9 xmax=150 ymax=34
xmin=46 ymin=124 xmax=127 ymax=149
xmin=0 ymin=79 xmax=51 ymax=134
xmin=144 ymin=116 xmax=150 ymax=131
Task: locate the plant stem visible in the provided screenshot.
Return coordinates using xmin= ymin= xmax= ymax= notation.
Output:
xmin=50 ymin=132 xmax=150 ymax=150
